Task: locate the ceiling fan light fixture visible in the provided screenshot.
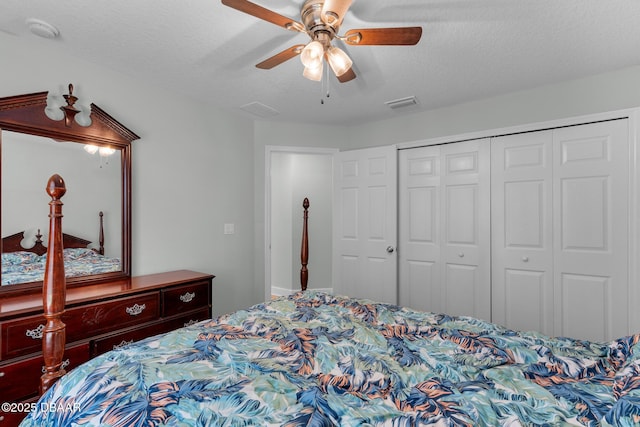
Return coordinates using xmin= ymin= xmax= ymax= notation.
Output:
xmin=303 ymin=61 xmax=323 ymax=81
xmin=326 ymin=46 xmax=352 ymax=77
xmin=300 ymin=41 xmax=324 ymax=69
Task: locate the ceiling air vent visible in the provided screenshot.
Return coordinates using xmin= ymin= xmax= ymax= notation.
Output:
xmin=385 ymin=96 xmax=419 ymax=110
xmin=240 ymin=101 xmax=279 ymax=118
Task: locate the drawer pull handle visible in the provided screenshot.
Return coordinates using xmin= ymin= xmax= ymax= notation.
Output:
xmin=42 ymin=358 xmax=69 ymax=373
xmin=126 ymin=303 xmax=146 ymax=316
xmin=113 ymin=339 xmax=134 ymax=350
xmin=26 ymin=324 xmax=45 ymax=339
xmin=184 ymin=319 xmax=198 ymax=327
xmin=0 ymin=371 xmax=4 ymax=378
xmin=180 ymin=292 xmax=196 ymax=303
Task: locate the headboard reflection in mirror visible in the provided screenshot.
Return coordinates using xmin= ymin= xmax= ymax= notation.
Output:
xmin=0 ymin=85 xmax=138 ymax=296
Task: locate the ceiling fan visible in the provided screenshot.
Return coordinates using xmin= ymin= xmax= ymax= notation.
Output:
xmin=221 ymin=0 xmax=422 ymax=83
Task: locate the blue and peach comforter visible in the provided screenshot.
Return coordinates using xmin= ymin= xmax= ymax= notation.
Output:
xmin=20 ymin=291 xmax=640 ymax=426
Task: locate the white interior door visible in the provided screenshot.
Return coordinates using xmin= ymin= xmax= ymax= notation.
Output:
xmin=399 ymin=139 xmax=491 ymax=320
xmin=333 ymin=146 xmax=398 ymax=304
xmin=491 ymin=130 xmax=555 ymax=335
xmin=552 ymin=120 xmax=629 ymax=341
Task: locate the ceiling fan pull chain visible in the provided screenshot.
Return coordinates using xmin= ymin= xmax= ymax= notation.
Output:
xmin=320 ymin=60 xmax=331 ymax=105
xmin=326 ymin=61 xmax=331 ymax=99
xmin=321 ymin=60 xmax=328 ymax=105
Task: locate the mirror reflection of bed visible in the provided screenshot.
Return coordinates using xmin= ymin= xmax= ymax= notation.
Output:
xmin=1 ymin=130 xmax=123 ymax=286
xmin=1 ymin=212 xmax=121 ymax=285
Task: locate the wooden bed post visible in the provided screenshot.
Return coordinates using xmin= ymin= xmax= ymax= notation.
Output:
xmin=40 ymin=174 xmax=67 ymax=395
xmin=98 ymin=211 xmax=105 ymax=255
xmin=301 ymin=198 xmax=309 ymax=291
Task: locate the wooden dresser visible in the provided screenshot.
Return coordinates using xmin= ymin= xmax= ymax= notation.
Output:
xmin=0 ymin=270 xmax=214 ymax=426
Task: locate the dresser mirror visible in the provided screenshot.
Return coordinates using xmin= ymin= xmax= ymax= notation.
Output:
xmin=0 ymin=89 xmax=138 ymax=296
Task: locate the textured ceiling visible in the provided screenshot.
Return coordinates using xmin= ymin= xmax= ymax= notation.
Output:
xmin=1 ymin=0 xmax=640 ymax=126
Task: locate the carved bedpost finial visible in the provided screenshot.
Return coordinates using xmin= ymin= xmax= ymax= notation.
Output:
xmin=46 ymin=174 xmax=67 ymax=199
xmin=61 ymin=83 xmax=80 ymax=127
xmin=41 ymin=174 xmax=67 ymax=395
xmin=301 ymin=198 xmax=310 ymax=291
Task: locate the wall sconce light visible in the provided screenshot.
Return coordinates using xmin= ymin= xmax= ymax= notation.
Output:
xmin=45 ymin=83 xmax=92 ymax=127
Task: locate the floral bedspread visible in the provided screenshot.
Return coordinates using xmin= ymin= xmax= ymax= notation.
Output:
xmin=20 ymin=291 xmax=640 ymax=426
xmin=2 ymin=248 xmax=121 ymax=285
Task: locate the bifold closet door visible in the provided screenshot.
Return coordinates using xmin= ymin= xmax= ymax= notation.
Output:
xmin=552 ymin=120 xmax=629 ymax=341
xmin=491 ymin=130 xmax=554 ymax=335
xmin=492 ymin=119 xmax=629 ymax=341
xmin=399 ymin=139 xmax=491 ymax=321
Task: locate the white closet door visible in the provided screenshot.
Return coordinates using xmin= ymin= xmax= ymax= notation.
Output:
xmin=399 ymin=139 xmax=491 ymax=320
xmin=491 ymin=131 xmax=554 ymax=335
xmin=333 ymin=146 xmax=398 ymax=304
xmin=552 ymin=120 xmax=629 ymax=341
xmin=399 ymin=145 xmax=442 ymax=312
xmin=492 ymin=119 xmax=629 ymax=341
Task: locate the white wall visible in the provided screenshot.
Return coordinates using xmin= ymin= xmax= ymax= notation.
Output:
xmin=270 ymin=153 xmax=294 ymax=292
xmin=345 ymin=65 xmax=640 ymax=148
xmin=290 ymin=153 xmax=333 ymax=290
xmin=0 ymin=33 xmax=255 ymax=315
xmin=269 ymin=151 xmax=333 ymax=295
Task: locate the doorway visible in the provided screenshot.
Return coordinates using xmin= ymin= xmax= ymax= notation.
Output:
xmin=265 ymin=146 xmax=337 ymax=299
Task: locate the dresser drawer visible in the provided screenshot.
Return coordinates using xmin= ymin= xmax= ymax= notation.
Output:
xmin=169 ymin=307 xmax=211 ymax=329
xmin=0 ymin=342 xmax=90 ymax=403
xmin=66 ymin=292 xmax=160 ymax=341
xmin=1 ymin=292 xmax=160 ymax=359
xmin=93 ymin=321 xmax=174 ymax=356
xmin=92 ymin=308 xmax=210 ymax=356
xmin=162 ymin=281 xmax=210 ymax=317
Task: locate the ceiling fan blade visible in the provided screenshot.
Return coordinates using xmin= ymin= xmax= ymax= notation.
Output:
xmin=321 ymin=0 xmax=353 ymax=26
xmin=343 ymin=27 xmax=422 ymax=45
xmin=221 ymin=0 xmax=305 ymax=31
xmin=256 ymin=45 xmax=305 ymax=69
xmin=337 ymin=67 xmax=356 ymax=83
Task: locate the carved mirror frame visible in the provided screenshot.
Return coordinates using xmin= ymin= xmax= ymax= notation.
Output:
xmin=0 ymin=90 xmax=138 ymax=296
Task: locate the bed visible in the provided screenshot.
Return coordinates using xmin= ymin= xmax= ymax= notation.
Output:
xmin=1 ymin=213 xmax=121 ymax=286
xmin=19 ymin=177 xmax=640 ymax=426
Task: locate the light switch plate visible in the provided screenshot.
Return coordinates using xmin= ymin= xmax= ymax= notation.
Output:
xmin=224 ymin=223 xmax=235 ymax=235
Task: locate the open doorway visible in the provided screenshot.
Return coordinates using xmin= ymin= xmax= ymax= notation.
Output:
xmin=265 ymin=146 xmax=336 ymax=299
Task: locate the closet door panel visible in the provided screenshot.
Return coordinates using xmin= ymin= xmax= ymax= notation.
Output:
xmin=553 ymin=120 xmax=629 ymax=341
xmin=503 ymin=269 xmax=546 ymax=332
xmin=400 ymin=139 xmax=490 ymax=320
xmin=491 ymin=131 xmax=554 ymax=334
xmin=399 ymin=147 xmax=441 ymax=312
xmin=441 ymin=141 xmax=490 ymax=321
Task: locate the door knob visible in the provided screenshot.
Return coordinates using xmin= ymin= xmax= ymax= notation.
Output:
xmin=386 ymin=246 xmax=395 ymax=253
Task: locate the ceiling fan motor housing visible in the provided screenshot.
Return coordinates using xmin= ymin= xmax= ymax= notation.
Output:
xmin=301 ymin=0 xmax=338 ymax=44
